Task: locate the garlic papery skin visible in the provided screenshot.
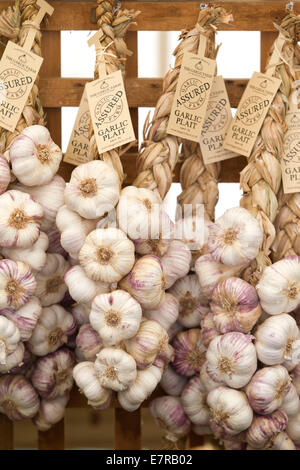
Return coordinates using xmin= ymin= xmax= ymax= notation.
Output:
xmin=94 ymin=347 xmax=137 ymax=392
xmin=10 ymin=125 xmax=62 ymax=187
xmin=0 ymin=316 xmax=20 ymax=364
xmin=32 ymin=394 xmax=69 ymax=432
xmin=90 ymin=290 xmax=142 ymax=346
xmin=210 ymin=277 xmax=262 ymax=334
xmin=246 ymin=409 xmax=288 ymax=449
xmin=79 ymin=228 xmax=135 ymax=283
xmin=207 ymin=386 xmax=253 ymax=438
xmin=200 ymin=311 xmax=218 ymax=347
xmin=65 ymin=160 xmax=120 ymax=219
xmin=0 ymin=260 xmax=36 ymax=309
xmin=181 ymin=376 xmax=210 ymax=426
xmin=31 ymin=348 xmax=75 ymax=399
xmin=160 ymin=365 xmax=187 ymax=396
xmin=120 ymin=255 xmax=165 ymax=310
xmin=281 ymin=384 xmax=300 ymax=417
xmin=257 ymin=257 xmax=300 ymax=315
xmin=286 ymin=410 xmax=300 ymax=444
xmin=56 ymin=205 xmax=97 ymax=260
xmin=0 ymin=343 xmax=25 ymax=374
xmin=1 ymin=232 xmax=49 ymax=272
xmin=12 ymin=175 xmax=66 ymax=232
xmin=150 ymin=396 xmax=191 ymax=441
xmin=208 ymin=207 xmax=263 ymax=266
xmin=125 ymin=319 xmax=169 ymax=370
xmin=0 ymin=190 xmax=43 ymax=248
xmin=200 ymin=361 xmax=225 ymax=392
xmin=65 ymin=265 xmax=110 ymax=305
xmin=1 ymin=296 xmax=42 ymax=342
xmin=73 ymin=362 xmax=112 ymax=410
xmin=246 ymin=365 xmax=291 ymax=415
xmin=172 ymin=329 xmax=206 ymax=377
xmin=0 ymin=374 xmax=40 ymax=420
xmin=206 ymin=333 xmax=257 ymax=389
xmin=161 ymin=240 xmax=192 ymax=290
xmin=76 ymin=324 xmax=103 ymax=362
xmin=0 ymin=155 xmax=10 ymax=195
xmin=72 ymin=303 xmax=90 ymax=326
xmin=35 ymin=254 xmax=70 ymax=307
xmin=144 ymin=293 xmax=179 ymax=333
xmin=169 ymin=274 xmax=208 ymax=328
xmin=118 ymin=364 xmax=163 ymax=412
xmin=28 ymin=304 xmax=76 ymax=356
xmin=271 ymin=431 xmax=296 ymax=450
xmin=254 ymin=314 xmax=300 ymax=366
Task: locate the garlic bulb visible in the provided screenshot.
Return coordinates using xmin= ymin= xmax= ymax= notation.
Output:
xmin=181 ymin=376 xmax=210 ymax=426
xmin=154 ymin=343 xmax=174 ymax=371
xmin=65 ymin=265 xmax=110 ymax=304
xmin=210 ymin=277 xmax=261 ymax=334
xmin=56 ymin=205 xmax=97 ymax=260
xmin=281 ymin=384 xmax=300 ymax=417
xmin=206 ymin=333 xmax=257 ymax=389
xmin=0 ymin=343 xmax=25 ymax=374
xmin=0 ymin=374 xmax=39 ymax=420
xmin=33 ymin=394 xmax=69 ymax=432
xmin=246 ymin=409 xmax=288 ymax=449
xmin=200 ymin=361 xmax=225 ymax=392
xmin=120 ymin=255 xmax=165 ymax=309
xmin=255 ymin=314 xmax=300 ymax=366
xmin=65 ymin=160 xmax=120 ymax=219
xmin=46 ymin=226 xmax=67 ymax=258
xmin=246 ymin=365 xmax=291 ymax=415
xmin=160 ymin=365 xmax=187 ymax=396
xmin=0 ymin=190 xmax=43 ymax=248
xmin=28 ymin=304 xmax=76 ymax=356
xmin=73 ymin=362 xmax=112 ymax=410
xmin=257 ymin=257 xmax=300 ymax=315
xmin=208 ymin=207 xmax=263 ymax=266
xmin=144 ymin=293 xmax=179 ymax=332
xmin=292 ymin=363 xmax=300 ymax=395
xmin=134 ymin=211 xmax=174 ymax=257
xmin=1 ymin=232 xmax=49 ymax=272
xmin=72 ymin=303 xmax=90 ymax=326
xmin=286 ymin=410 xmax=300 ymax=444
xmin=271 ymin=432 xmax=296 ymax=450
xmin=0 ymin=155 xmax=10 ymax=195
xmin=125 ymin=319 xmax=169 ymax=370
xmin=174 ymin=215 xmax=209 ymax=253
xmin=0 ymin=316 xmax=20 ymax=364
xmin=167 ymin=321 xmax=183 ymax=341
xmin=90 ymin=290 xmax=142 ymax=346
xmin=207 ymin=386 xmax=253 ymax=438
xmin=150 ymin=396 xmax=191 ymax=441
xmin=35 ymin=254 xmax=70 ymax=307
xmin=118 ymin=364 xmax=163 ymax=412
xmin=200 ymin=311 xmax=218 ymax=347
xmin=79 ymin=228 xmax=135 ymax=283
xmin=94 ymin=347 xmax=137 ymax=392
xmin=169 ymin=274 xmax=208 ymax=328
xmin=76 ymin=324 xmax=103 ymax=362
xmin=161 ymin=240 xmax=191 ymax=289
xmin=172 ymin=329 xmax=206 ymax=377
xmin=0 ymin=259 xmax=36 ymax=309
xmin=1 ymin=296 xmax=42 ymax=342
xmin=31 ymin=348 xmax=75 ymax=399
xmin=193 ymin=424 xmax=212 ymax=436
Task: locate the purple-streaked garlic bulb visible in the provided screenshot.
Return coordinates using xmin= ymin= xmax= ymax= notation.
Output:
xmin=73 ymin=362 xmax=113 ymax=410
xmin=33 ymin=393 xmax=70 ymax=432
xmin=281 ymin=384 xmax=300 ymax=417
xmin=0 ymin=343 xmax=25 ymax=374
xmin=8 ymin=346 xmax=33 ymax=377
xmin=246 ymin=409 xmax=288 ymax=449
xmin=200 ymin=361 xmax=225 ymax=392
xmin=35 ymin=253 xmax=70 ymax=307
xmin=150 ymin=396 xmax=191 ymax=442
xmin=46 ymin=226 xmax=67 ymax=257
xmin=75 ymin=324 xmax=103 ymax=362
xmin=161 ymin=240 xmax=191 ymax=289
xmin=181 ymin=376 xmax=210 ymax=426
xmin=0 ymin=374 xmax=40 ymax=420
xmin=167 ymin=321 xmax=184 ymax=341
xmin=172 ymin=329 xmax=206 ymax=377
xmin=286 ymin=410 xmax=300 ymax=445
xmin=1 ymin=296 xmax=42 ymax=341
xmin=154 ymin=344 xmax=174 ymax=372
xmin=0 ymin=259 xmax=36 ymax=309
xmin=71 ymin=303 xmax=90 ymax=326
xmin=0 ymin=316 xmax=20 ymax=364
xmin=144 ymin=293 xmax=179 ymax=331
xmin=160 ymin=365 xmax=187 ymax=396
xmin=0 ymin=155 xmax=10 ymax=195
xmin=200 ymin=311 xmax=218 ymax=347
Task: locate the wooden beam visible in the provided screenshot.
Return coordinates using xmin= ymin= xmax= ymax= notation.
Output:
xmin=38 ymin=420 xmax=65 ymax=450
xmin=115 ymin=408 xmax=141 ymax=450
xmin=0 ymin=415 xmax=13 ymax=450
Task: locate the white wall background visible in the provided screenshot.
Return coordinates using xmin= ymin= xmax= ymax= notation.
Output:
xmin=61 ymin=30 xmax=261 ymax=220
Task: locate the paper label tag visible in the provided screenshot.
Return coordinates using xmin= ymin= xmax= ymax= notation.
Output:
xmin=166 ymin=52 xmax=216 ymax=142
xmin=223 ymin=72 xmax=281 ymax=157
xmin=281 ymin=110 xmax=300 ymax=194
xmin=0 ymin=41 xmax=43 ymax=132
xmin=200 ymin=76 xmax=237 ymax=164
xmin=64 ymin=89 xmax=91 ymax=166
xmin=86 ymin=70 xmax=135 ymax=153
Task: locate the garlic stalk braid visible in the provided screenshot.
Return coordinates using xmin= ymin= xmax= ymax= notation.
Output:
xmin=240 ymin=13 xmax=300 ymax=285
xmin=133 ymin=6 xmax=231 ymax=200
xmin=0 ymin=1 xmax=20 ymax=54
xmin=88 ymin=1 xmax=140 ymax=184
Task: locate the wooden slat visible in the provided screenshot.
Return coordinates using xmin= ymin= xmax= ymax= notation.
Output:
xmin=260 ymin=31 xmax=278 ymax=71
xmin=115 ymin=408 xmax=141 ymax=450
xmin=38 ymin=420 xmax=65 ymax=450
xmin=0 ymin=415 xmax=13 ymax=450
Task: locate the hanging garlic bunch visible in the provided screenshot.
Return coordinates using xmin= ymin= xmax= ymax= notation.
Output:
xmin=150 ymin=396 xmax=191 ymax=442
xmin=73 ymin=362 xmax=113 ymax=410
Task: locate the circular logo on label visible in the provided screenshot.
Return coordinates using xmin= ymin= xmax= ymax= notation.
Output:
xmin=78 ymin=111 xmax=90 ymax=139
xmin=95 ymin=95 xmax=123 ymax=124
xmin=180 ymin=78 xmax=206 ymax=111
xmin=205 ymin=100 xmax=228 ymax=133
xmin=0 ymin=68 xmax=27 ymax=100
xmin=238 ymin=96 xmax=264 ymax=126
xmin=284 ymin=132 xmax=300 ymax=164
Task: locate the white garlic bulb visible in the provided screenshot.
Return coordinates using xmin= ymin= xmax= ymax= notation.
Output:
xmin=0 ymin=374 xmax=40 ymax=420
xmin=1 ymin=232 xmax=49 ymax=272
xmin=10 ymin=125 xmax=62 ymax=186
xmin=65 ymin=265 xmax=110 ymax=304
xmin=35 ymin=253 xmax=70 ymax=307
xmin=172 ymin=329 xmax=206 ymax=377
xmin=271 ymin=432 xmax=296 ymax=450
xmin=0 ymin=155 xmax=10 ymax=195
xmin=28 ymin=304 xmax=76 ymax=356
xmin=160 ymin=365 xmax=187 ymax=396
xmin=134 ymin=210 xmax=174 ymax=257
xmin=161 ymin=240 xmax=192 ymax=289
xmin=65 ymin=160 xmax=120 ymax=219
xmin=0 ymin=343 xmax=25 ymax=374
xmin=169 ymin=274 xmax=208 ymax=328
xmin=94 ymin=347 xmax=137 ymax=392
xmin=200 ymin=311 xmax=218 ymax=347
xmin=1 ymin=296 xmax=42 ymax=342
xmin=0 ymin=190 xmax=43 ymax=248
xmin=0 ymin=316 xmax=20 ymax=364
xmin=181 ymin=376 xmax=210 ymax=426
xmin=206 ymin=333 xmax=257 ymax=389
xmin=33 ymin=394 xmax=69 ymax=432
xmin=207 ymin=386 xmax=253 ymax=438
xmin=144 ymin=293 xmax=179 ymax=331
xmin=281 ymin=383 xmax=300 ymax=417
xmin=257 ymin=257 xmax=300 ymax=315
xmin=73 ymin=361 xmax=112 ymax=410
xmin=90 ymin=290 xmax=142 ymax=346
xmin=0 ymin=259 xmax=36 ymax=309
xmin=75 ymin=324 xmax=103 ymax=362
xmin=174 ymin=215 xmax=209 ymax=253
xmin=79 ymin=228 xmax=135 ymax=283
xmin=246 ymin=409 xmax=288 ymax=449
xmin=150 ymin=396 xmax=191 ymax=441
xmin=255 ymin=314 xmax=300 ymax=366
xmin=286 ymin=410 xmax=300 ymax=444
